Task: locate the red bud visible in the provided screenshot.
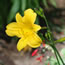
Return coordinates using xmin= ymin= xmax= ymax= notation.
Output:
xmin=32 ymin=49 xmax=38 ymax=56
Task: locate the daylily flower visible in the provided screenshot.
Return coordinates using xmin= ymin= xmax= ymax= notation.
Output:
xmin=5 ymin=9 xmax=42 ymax=51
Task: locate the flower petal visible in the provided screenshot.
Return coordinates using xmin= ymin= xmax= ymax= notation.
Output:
xmin=6 ymin=22 xmax=18 ymax=29
xmin=33 ymin=24 xmax=41 ymax=32
xmin=17 ymin=38 xmax=27 ymax=51
xmin=5 ymin=22 xmax=22 ymax=37
xmin=28 ymin=33 xmax=42 ymax=48
xmin=23 ymin=9 xmax=37 ymax=24
xmin=16 ymin=13 xmax=23 ymax=23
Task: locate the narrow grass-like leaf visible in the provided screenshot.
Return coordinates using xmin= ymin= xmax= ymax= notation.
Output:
xmin=33 ymin=0 xmax=39 ymax=7
xmin=50 ymin=0 xmax=56 ymax=7
xmin=55 ymin=37 xmax=65 ymax=43
xmin=42 ymin=0 xmax=48 ymax=8
xmin=21 ymin=0 xmax=26 ymax=11
xmin=7 ymin=0 xmax=20 ymax=23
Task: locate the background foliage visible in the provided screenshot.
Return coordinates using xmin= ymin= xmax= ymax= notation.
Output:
xmin=0 ymin=0 xmax=56 ymax=30
xmin=2 ymin=0 xmax=65 ymax=42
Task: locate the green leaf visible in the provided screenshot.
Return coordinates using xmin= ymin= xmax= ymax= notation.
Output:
xmin=50 ymin=0 xmax=56 ymax=7
xmin=54 ymin=37 xmax=65 ymax=43
xmin=33 ymin=0 xmax=39 ymax=8
xmin=21 ymin=0 xmax=26 ymax=11
xmin=0 ymin=16 xmax=3 ymax=29
xmin=27 ymin=0 xmax=32 ymax=8
xmin=7 ymin=0 xmax=20 ymax=23
xmin=42 ymin=0 xmax=49 ymax=8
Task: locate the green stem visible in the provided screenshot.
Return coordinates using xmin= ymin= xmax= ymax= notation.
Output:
xmin=43 ymin=16 xmax=50 ymax=30
xmin=41 ymin=26 xmax=47 ymax=29
xmin=42 ymin=16 xmax=54 ymax=41
xmin=53 ymin=46 xmax=65 ymax=65
xmin=42 ymin=13 xmax=65 ymax=65
xmin=35 ymin=8 xmax=65 ymax=65
xmin=54 ymin=49 xmax=60 ymax=65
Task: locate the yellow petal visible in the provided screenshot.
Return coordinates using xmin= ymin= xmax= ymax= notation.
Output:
xmin=28 ymin=33 xmax=42 ymax=48
xmin=17 ymin=38 xmax=27 ymax=51
xmin=16 ymin=13 xmax=23 ymax=23
xmin=6 ymin=22 xmax=18 ymax=29
xmin=23 ymin=9 xmax=37 ymax=24
xmin=33 ymin=24 xmax=41 ymax=32
xmin=6 ymin=22 xmax=22 ymax=37
xmin=5 ymin=30 xmax=16 ymax=37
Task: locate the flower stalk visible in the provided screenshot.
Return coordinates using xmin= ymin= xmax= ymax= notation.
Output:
xmin=35 ymin=8 xmax=65 ymax=65
xmin=43 ymin=15 xmax=65 ymax=65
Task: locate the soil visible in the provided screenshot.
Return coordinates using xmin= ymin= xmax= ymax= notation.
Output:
xmin=0 ymin=33 xmax=65 ymax=65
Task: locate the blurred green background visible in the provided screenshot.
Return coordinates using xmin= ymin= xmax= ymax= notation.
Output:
xmin=0 ymin=0 xmax=56 ymax=29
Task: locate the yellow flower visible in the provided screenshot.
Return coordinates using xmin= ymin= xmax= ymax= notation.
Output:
xmin=5 ymin=9 xmax=42 ymax=51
